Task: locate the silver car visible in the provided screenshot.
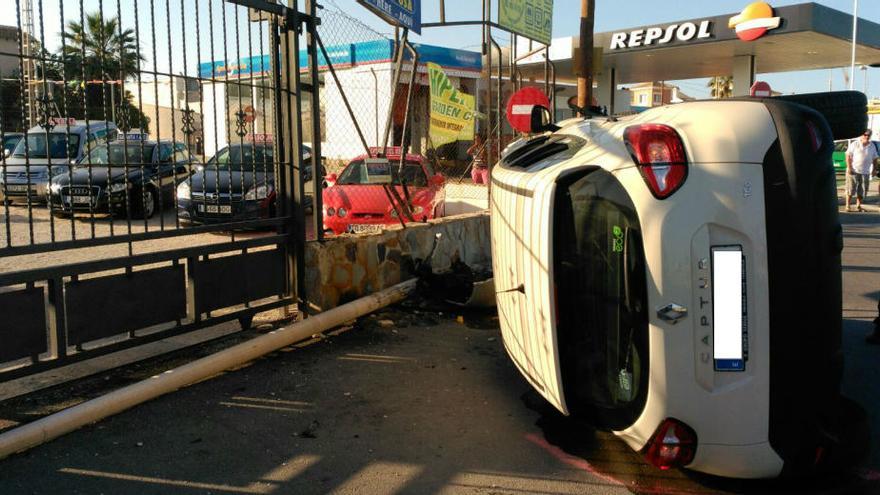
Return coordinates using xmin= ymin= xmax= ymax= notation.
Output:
xmin=0 ymin=120 xmax=117 ymax=203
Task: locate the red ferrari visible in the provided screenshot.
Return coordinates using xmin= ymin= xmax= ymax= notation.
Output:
xmin=322 ymin=148 xmax=446 ymax=235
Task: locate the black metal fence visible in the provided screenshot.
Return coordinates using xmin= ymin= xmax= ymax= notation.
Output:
xmin=0 ymin=0 xmax=315 ymax=381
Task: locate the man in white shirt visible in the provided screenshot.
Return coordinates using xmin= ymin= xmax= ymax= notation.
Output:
xmin=845 ymin=130 xmax=879 ymax=212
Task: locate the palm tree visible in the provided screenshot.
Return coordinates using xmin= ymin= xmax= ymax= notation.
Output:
xmin=60 ymin=13 xmax=143 ymax=82
xmin=56 ymin=13 xmax=149 ymax=130
xmin=707 ymin=76 xmax=734 ymax=99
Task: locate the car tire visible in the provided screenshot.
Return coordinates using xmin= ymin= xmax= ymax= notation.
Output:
xmin=136 ymin=187 xmax=157 ymax=220
xmin=773 ymin=91 xmax=868 ymax=140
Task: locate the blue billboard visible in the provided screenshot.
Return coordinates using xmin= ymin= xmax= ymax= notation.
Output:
xmin=358 ymin=0 xmax=421 ymax=34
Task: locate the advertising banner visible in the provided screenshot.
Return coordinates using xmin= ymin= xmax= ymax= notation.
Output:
xmin=427 ymin=63 xmax=477 ymax=148
xmin=358 ymin=0 xmax=421 ymax=34
xmin=498 ymin=0 xmax=553 ymax=45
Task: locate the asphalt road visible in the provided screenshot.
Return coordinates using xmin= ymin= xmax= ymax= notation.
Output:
xmin=0 ymin=209 xmax=878 ymax=494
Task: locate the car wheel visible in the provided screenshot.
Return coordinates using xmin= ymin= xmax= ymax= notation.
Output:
xmin=773 ymin=91 xmax=867 ymax=140
xmin=137 ymin=187 xmax=157 ymax=219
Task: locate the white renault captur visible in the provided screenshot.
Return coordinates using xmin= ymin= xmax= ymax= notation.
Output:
xmin=491 ymin=92 xmax=869 ymax=479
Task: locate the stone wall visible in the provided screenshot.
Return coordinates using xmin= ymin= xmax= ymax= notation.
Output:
xmin=303 ymin=212 xmax=491 ymax=312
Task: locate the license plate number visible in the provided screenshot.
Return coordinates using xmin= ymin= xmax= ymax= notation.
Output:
xmin=72 ymin=195 xmax=92 ymax=204
xmin=6 ymin=185 xmax=31 ymax=192
xmin=198 ymin=204 xmax=231 ymax=214
xmin=350 ymin=224 xmax=383 ymax=234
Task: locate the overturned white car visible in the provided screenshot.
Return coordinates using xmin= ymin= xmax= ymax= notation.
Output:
xmin=491 ymin=92 xmax=869 ymax=478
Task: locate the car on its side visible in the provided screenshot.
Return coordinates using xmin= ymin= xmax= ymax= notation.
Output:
xmin=177 ymin=140 xmax=317 ymax=225
xmin=48 ymin=136 xmax=195 ymax=219
xmin=322 ymin=147 xmax=445 ymax=235
xmin=0 ymin=120 xmax=117 ymax=203
xmin=1 ymin=133 xmax=24 ymax=159
xmin=492 ymin=91 xmax=869 ymax=479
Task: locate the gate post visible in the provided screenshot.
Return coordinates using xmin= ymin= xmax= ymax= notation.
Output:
xmin=305 ymin=0 xmax=323 ymax=242
xmin=274 ymin=4 xmax=307 ymax=311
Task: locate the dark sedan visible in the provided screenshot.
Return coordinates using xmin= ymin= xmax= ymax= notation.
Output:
xmin=48 ymin=138 xmax=195 ymax=219
xmin=177 ymin=142 xmax=317 ymax=225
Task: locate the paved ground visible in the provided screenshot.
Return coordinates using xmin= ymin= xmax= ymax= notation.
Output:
xmin=0 ymin=207 xmax=878 ymax=494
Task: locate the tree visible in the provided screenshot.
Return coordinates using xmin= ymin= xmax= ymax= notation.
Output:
xmin=54 ymin=12 xmax=150 ymax=132
xmin=708 ymin=76 xmax=734 ymax=99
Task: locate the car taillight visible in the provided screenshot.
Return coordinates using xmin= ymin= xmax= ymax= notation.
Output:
xmin=623 ymin=124 xmax=688 ymax=199
xmin=643 ymin=418 xmax=697 ymax=470
xmin=805 ymin=121 xmax=822 ymax=153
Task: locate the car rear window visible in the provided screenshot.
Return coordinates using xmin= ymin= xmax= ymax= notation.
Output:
xmin=337 ymin=160 xmax=427 ymax=187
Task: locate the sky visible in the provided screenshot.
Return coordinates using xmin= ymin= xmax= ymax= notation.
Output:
xmin=13 ymin=0 xmax=880 ymax=99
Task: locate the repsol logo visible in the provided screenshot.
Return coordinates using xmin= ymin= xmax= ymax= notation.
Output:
xmin=609 ymin=21 xmax=713 ymax=50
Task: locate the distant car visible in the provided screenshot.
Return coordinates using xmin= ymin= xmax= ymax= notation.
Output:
xmin=832 ymin=140 xmax=848 ymax=172
xmin=322 ymin=147 xmax=445 ymax=235
xmin=177 ymin=141 xmax=317 ymax=225
xmin=1 ymin=133 xmax=23 ymax=158
xmin=0 ymin=119 xmax=117 ymax=203
xmin=48 ymin=136 xmax=195 ymax=219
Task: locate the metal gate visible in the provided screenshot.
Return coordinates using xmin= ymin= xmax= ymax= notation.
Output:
xmin=0 ymin=0 xmax=321 ymax=381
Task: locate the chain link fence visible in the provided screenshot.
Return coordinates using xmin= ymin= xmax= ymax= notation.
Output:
xmin=313 ymin=3 xmax=495 ymax=236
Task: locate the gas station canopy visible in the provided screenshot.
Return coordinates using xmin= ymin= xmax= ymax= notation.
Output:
xmin=518 ymin=2 xmax=880 ymax=86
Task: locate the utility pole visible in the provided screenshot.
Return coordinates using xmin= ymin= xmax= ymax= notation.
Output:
xmin=576 ymin=0 xmax=594 ymax=116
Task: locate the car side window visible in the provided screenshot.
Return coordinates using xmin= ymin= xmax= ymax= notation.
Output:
xmin=172 ymin=143 xmax=191 ymax=163
xmin=158 ymin=143 xmax=174 ymax=163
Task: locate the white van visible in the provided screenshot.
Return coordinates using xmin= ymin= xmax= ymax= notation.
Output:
xmin=0 ymin=119 xmax=118 ymax=203
xmin=491 ymin=92 xmax=868 ymax=478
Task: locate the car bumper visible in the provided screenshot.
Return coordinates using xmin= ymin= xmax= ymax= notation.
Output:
xmin=0 ymin=180 xmax=49 ymax=203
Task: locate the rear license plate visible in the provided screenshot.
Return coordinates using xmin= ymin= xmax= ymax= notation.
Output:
xmin=712 ymin=246 xmax=747 ymax=372
xmin=350 ymin=224 xmax=383 ymax=234
xmin=198 ymin=204 xmax=231 ymax=214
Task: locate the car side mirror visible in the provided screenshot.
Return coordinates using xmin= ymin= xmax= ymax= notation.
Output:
xmin=430 ymin=174 xmax=445 ymax=186
xmin=325 ymin=173 xmax=338 ymax=186
xmin=529 ymin=105 xmax=559 ymax=133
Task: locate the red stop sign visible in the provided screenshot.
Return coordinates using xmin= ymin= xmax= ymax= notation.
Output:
xmin=506 ymin=87 xmax=551 ymax=133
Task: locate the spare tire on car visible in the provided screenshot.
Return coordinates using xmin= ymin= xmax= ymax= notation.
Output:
xmin=772 ymin=91 xmax=868 ymax=140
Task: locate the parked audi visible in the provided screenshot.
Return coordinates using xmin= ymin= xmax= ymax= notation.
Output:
xmin=48 ymin=136 xmax=195 ymax=219
xmin=322 ymin=147 xmax=445 ymax=235
xmin=1 ymin=120 xmax=117 ymax=203
xmin=177 ymin=141 xmax=315 ymax=225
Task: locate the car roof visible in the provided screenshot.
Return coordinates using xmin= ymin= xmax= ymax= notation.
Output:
xmin=349 ymin=153 xmax=426 ymax=163
xmin=26 ymin=120 xmax=115 ymax=134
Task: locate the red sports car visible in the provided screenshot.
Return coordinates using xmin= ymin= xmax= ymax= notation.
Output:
xmin=322 ymin=148 xmax=446 ymax=235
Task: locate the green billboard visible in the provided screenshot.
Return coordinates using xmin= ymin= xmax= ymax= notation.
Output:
xmin=498 ymin=0 xmax=553 ymax=45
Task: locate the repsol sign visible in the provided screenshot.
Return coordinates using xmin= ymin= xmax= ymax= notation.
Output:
xmin=609 ymin=21 xmax=713 ymax=50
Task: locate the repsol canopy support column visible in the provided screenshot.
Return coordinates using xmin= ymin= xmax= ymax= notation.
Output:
xmin=596 ymin=67 xmax=616 ymax=115
xmin=732 ymin=55 xmax=756 ymax=97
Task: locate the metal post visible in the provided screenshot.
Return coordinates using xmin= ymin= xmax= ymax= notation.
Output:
xmin=305 ymin=0 xmax=324 ymax=241
xmin=483 ymin=0 xmax=492 ymax=170
xmin=382 ymin=29 xmax=409 ymax=155
xmin=276 ymin=7 xmax=305 ymax=306
xmin=577 ymin=0 xmax=595 ymax=115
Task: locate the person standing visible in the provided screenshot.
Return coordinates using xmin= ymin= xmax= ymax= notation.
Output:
xmin=466 ymin=132 xmax=491 ymax=185
xmin=845 ymin=130 xmax=878 ymax=212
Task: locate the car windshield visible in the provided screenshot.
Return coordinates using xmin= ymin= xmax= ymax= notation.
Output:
xmin=2 ymin=135 xmax=22 ymax=155
xmin=336 ymin=160 xmax=427 ymax=187
xmin=81 ymin=143 xmax=154 ymax=166
xmin=12 ymin=133 xmax=81 ymax=159
xmin=210 ymin=145 xmax=276 ymax=172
